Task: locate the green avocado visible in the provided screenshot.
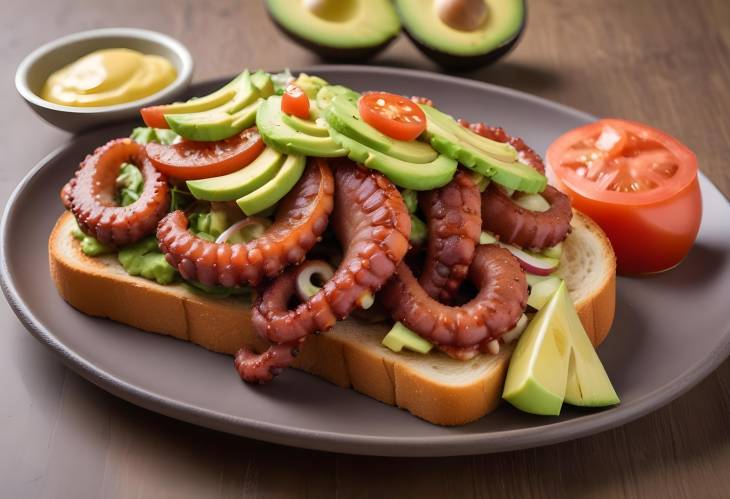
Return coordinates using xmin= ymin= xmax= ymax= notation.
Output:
xmin=381 ymin=322 xmax=433 ymax=354
xmin=237 ymin=154 xmax=306 ymax=215
xmin=257 ymin=96 xmax=347 ymax=157
xmin=281 ymin=112 xmax=329 ymax=137
xmin=294 ymin=73 xmax=329 ymax=99
xmin=328 ymin=127 xmax=456 ymax=190
xmin=118 ymin=237 xmax=177 ymax=285
xmin=395 ymin=0 xmax=525 ymax=69
xmin=150 ymin=71 xmax=248 ymax=116
xmin=316 ymin=84 xmax=360 ymax=109
xmin=186 ymin=147 xmax=285 ymax=201
xmin=420 ymin=104 xmax=547 ymax=193
xmin=265 ymin=0 xmax=400 ymax=61
xmin=165 ymin=71 xmax=272 ymax=141
xmin=324 ymin=95 xmax=438 ymax=164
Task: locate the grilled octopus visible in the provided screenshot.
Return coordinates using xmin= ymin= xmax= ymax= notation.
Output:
xmin=157 ymin=158 xmax=334 ymax=287
xmin=64 ymin=138 xmax=170 ymax=246
xmin=418 ymin=170 xmax=482 ymax=303
xmin=235 ymin=159 xmax=411 ymax=383
xmin=462 ymin=120 xmax=573 ymax=250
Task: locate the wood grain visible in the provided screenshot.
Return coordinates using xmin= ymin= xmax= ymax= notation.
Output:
xmin=0 ymin=0 xmax=728 ymax=498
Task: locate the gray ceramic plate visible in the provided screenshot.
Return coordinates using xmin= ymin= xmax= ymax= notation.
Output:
xmin=2 ymin=66 xmax=730 ymax=457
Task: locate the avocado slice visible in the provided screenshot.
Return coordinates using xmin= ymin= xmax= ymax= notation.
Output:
xmin=395 ymin=0 xmax=525 ymax=69
xmin=324 ymin=95 xmax=439 ymax=164
xmin=420 ymin=104 xmax=547 ymax=193
xmin=381 ymin=322 xmax=433 ymax=354
xmin=316 ymin=85 xmax=360 ymax=109
xmin=166 ymin=98 xmax=262 ymax=142
xmin=237 ymin=154 xmax=306 ymax=215
xmin=502 ymin=281 xmax=619 ymax=415
xmin=328 ymin=127 xmax=456 ymax=190
xmin=165 ymin=72 xmax=273 ymax=142
xmin=265 ymin=0 xmax=400 ymax=61
xmin=149 ymin=71 xmax=248 ymax=117
xmin=281 ymin=113 xmax=329 ymax=137
xmin=257 ymin=96 xmax=347 ymax=157
xmin=186 ymin=147 xmax=285 ymax=201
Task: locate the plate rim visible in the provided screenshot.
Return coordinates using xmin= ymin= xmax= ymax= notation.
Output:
xmin=2 ymin=65 xmax=729 ymax=457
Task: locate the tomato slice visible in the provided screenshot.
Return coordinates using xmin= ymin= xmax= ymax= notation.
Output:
xmin=547 ymin=119 xmax=701 ymax=274
xmin=140 ymin=105 xmax=170 ymax=129
xmin=281 ymin=84 xmax=310 ymax=119
xmin=358 ymin=92 xmax=427 ymax=141
xmin=145 ymin=127 xmax=265 ymax=180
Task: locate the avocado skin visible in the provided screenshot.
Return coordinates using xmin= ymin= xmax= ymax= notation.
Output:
xmin=266 ymin=10 xmax=397 ymax=62
xmin=397 ymin=1 xmax=526 ymax=71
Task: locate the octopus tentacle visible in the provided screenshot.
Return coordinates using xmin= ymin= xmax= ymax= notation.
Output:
xmin=381 ymin=244 xmax=527 ymax=348
xmin=481 ymin=184 xmax=572 ymax=251
xmin=67 ymin=138 xmax=170 ymax=247
xmin=418 ymin=170 xmax=482 ymax=303
xmin=236 ymin=159 xmax=411 ymax=382
xmin=157 ymin=158 xmax=334 ymax=287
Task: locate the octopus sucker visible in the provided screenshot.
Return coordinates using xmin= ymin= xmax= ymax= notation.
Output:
xmin=381 ymin=244 xmax=527 ymax=348
xmin=66 ymin=138 xmax=170 ymax=247
xmin=157 ymin=157 xmax=335 ymax=287
xmin=236 ymin=159 xmax=411 ymax=382
xmin=418 ymin=170 xmax=482 ymax=303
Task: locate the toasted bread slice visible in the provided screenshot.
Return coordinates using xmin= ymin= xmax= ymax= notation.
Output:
xmin=49 ymin=210 xmax=615 ymax=425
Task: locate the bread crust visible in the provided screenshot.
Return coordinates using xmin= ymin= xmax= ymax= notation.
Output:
xmin=49 ymin=210 xmax=616 ymax=426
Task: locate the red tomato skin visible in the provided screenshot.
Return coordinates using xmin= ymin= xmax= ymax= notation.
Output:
xmin=551 ymin=170 xmax=702 ymax=275
xmin=358 ymin=92 xmax=427 ymax=142
xmin=140 ymin=106 xmax=170 ymax=129
xmin=145 ymin=128 xmax=265 ymax=180
xmin=281 ymin=85 xmax=310 ymax=119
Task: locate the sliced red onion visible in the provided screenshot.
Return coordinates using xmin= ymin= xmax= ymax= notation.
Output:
xmin=295 ymin=260 xmax=335 ymax=302
xmin=480 ymin=231 xmax=559 ymax=275
xmin=215 ymin=217 xmax=271 ymax=244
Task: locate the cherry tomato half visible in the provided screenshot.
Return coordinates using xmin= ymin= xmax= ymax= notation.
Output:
xmin=140 ymin=105 xmax=170 ymax=129
xmin=281 ymin=84 xmax=310 ymax=119
xmin=547 ymin=119 xmax=702 ymax=274
xmin=359 ymin=92 xmax=427 ymax=141
xmin=145 ymin=127 xmax=265 ymax=180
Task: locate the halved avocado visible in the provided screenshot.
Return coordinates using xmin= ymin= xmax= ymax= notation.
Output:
xmin=395 ymin=0 xmax=525 ymax=69
xmin=257 ymin=96 xmax=347 ymax=157
xmin=265 ymin=0 xmax=400 ymax=61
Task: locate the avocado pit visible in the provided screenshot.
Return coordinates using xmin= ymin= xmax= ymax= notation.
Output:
xmin=435 ymin=0 xmax=488 ymax=32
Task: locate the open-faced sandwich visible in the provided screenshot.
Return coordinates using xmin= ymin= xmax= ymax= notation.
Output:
xmin=50 ymin=71 xmax=618 ymax=425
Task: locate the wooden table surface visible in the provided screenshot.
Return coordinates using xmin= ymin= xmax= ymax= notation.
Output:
xmin=2 ymin=1 xmax=729 ymax=497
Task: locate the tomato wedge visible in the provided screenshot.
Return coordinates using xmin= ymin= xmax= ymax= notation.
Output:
xmin=547 ymin=119 xmax=701 ymax=274
xmin=281 ymin=84 xmax=310 ymax=119
xmin=146 ymin=127 xmax=265 ymax=180
xmin=358 ymin=92 xmax=427 ymax=141
xmin=140 ymin=105 xmax=170 ymax=129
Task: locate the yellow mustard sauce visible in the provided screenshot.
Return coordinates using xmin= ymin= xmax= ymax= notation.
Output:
xmin=41 ymin=48 xmax=176 ymax=107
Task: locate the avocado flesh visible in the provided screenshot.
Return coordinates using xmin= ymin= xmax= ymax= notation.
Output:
xmin=282 ymin=112 xmax=329 ymax=137
xmin=165 ymin=72 xmax=273 ymax=141
xmin=153 ymin=71 xmax=247 ymax=116
xmin=265 ymin=0 xmax=400 ymax=60
xmin=328 ymin=127 xmax=456 ymax=190
xmin=325 ymin=95 xmax=439 ymax=164
xmin=257 ymin=96 xmax=347 ymax=157
xmin=395 ymin=0 xmax=524 ymax=68
xmin=316 ymin=85 xmax=360 ymax=109
xmin=186 ymin=147 xmax=284 ymax=202
xmin=237 ymin=154 xmax=306 ymax=215
xmin=421 ymin=104 xmax=546 ymax=193
xmin=503 ymin=282 xmax=619 ymax=415
xmin=167 ymin=98 xmax=262 ymax=142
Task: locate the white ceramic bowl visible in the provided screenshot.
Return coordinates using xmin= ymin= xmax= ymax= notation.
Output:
xmin=15 ymin=28 xmax=193 ymax=133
